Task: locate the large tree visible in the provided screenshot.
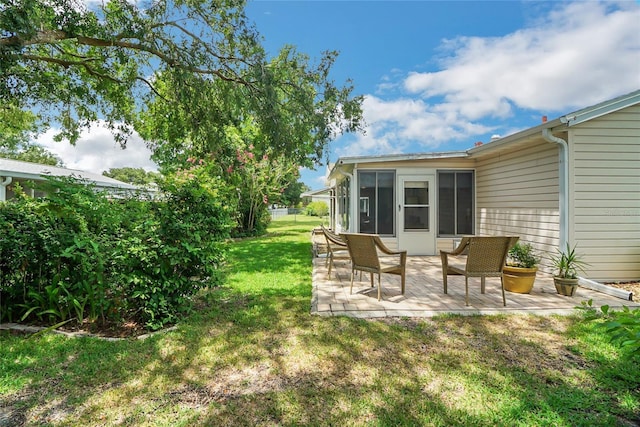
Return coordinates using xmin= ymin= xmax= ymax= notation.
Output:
xmin=1 ymin=144 xmax=63 ymax=165
xmin=280 ymin=180 xmax=310 ymax=208
xmin=0 ymin=106 xmax=62 ymax=165
xmin=1 ymin=0 xmax=363 ymax=166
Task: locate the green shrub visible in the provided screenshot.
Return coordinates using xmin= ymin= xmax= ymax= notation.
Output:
xmin=305 ymin=201 xmax=329 ymax=217
xmin=579 ymin=299 xmax=640 ymax=358
xmin=0 ymin=175 xmax=232 ymax=330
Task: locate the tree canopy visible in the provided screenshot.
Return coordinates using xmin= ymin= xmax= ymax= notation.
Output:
xmin=0 ymin=144 xmax=63 ymax=165
xmin=1 ymin=0 xmax=364 ymax=168
xmin=102 ymin=167 xmax=160 ymax=185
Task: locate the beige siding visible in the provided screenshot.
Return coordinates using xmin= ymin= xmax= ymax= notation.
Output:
xmin=475 ymin=142 xmax=560 ymax=271
xmin=569 ymin=105 xmax=640 ymax=280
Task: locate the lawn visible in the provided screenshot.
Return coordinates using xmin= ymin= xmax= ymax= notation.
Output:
xmin=1 ymin=215 xmax=638 ymax=426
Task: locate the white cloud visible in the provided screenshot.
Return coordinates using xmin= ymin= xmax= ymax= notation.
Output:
xmin=36 ymin=122 xmax=158 ymax=174
xmin=338 ymin=95 xmax=495 ymax=156
xmin=404 ymin=1 xmax=640 ymax=115
xmin=338 ymin=1 xmax=639 ymax=158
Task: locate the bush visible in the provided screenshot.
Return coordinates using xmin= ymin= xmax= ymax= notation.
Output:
xmin=305 ymin=201 xmax=329 ymax=217
xmin=0 ymin=176 xmax=232 ymax=330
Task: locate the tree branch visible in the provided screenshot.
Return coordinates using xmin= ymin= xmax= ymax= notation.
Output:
xmin=19 ymin=54 xmax=123 ymax=83
xmin=136 ymin=76 xmax=172 ymax=103
xmin=2 ymin=30 xmax=256 ymax=86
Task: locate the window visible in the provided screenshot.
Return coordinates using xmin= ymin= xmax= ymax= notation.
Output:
xmin=438 ymin=171 xmax=474 ymax=236
xmin=358 ymin=171 xmax=395 ymax=235
xmin=338 ymin=177 xmax=350 ymax=230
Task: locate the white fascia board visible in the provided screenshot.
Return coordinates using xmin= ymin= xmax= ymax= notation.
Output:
xmin=561 ymin=90 xmax=640 ymax=126
xmin=336 ymin=151 xmax=469 ymax=166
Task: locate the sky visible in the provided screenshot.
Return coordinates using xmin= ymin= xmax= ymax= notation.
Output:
xmin=37 ymin=0 xmax=640 ymax=190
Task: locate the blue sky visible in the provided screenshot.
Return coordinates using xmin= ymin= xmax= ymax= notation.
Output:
xmin=38 ymin=1 xmax=640 ymax=190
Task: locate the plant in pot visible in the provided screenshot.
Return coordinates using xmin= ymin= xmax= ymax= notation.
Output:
xmin=503 ymin=242 xmax=540 ymax=294
xmin=550 ymin=243 xmax=589 ymax=296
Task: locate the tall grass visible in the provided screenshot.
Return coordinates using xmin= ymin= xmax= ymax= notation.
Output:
xmin=1 ymin=215 xmax=638 ymax=426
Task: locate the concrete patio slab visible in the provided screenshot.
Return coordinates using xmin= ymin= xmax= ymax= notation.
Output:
xmin=311 ymin=256 xmax=639 ymax=318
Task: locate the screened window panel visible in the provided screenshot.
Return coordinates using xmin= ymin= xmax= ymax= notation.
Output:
xmin=456 ymin=172 xmax=473 ymax=235
xmin=438 ymin=172 xmax=455 ymax=235
xmin=377 ymin=172 xmax=395 ymax=235
xmin=438 ymin=171 xmax=473 ymax=236
xmin=359 ymin=172 xmax=376 ymax=233
xmin=358 ymin=171 xmax=395 ymax=235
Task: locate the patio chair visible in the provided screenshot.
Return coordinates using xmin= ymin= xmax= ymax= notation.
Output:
xmin=320 ymin=225 xmax=351 ymax=277
xmin=342 ymin=233 xmax=407 ymax=301
xmin=440 ymin=236 xmax=519 ymax=306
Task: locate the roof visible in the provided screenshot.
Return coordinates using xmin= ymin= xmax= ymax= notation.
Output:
xmin=470 ymin=88 xmax=640 ymax=155
xmin=0 ymin=157 xmax=140 ymax=191
xmin=329 ymin=89 xmax=640 ymax=173
xmin=328 ymin=151 xmax=469 ymax=181
xmin=302 ymin=187 xmax=332 ymax=197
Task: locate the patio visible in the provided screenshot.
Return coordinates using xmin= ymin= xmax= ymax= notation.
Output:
xmin=311 ymin=255 xmax=639 ymax=318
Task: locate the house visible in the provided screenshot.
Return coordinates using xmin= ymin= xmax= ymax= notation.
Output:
xmin=301 ymin=187 xmax=332 ymax=204
xmin=327 ymin=89 xmax=640 ymax=281
xmin=0 ymin=157 xmax=142 ymax=202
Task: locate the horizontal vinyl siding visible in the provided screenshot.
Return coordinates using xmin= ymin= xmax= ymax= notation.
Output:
xmin=476 ymin=143 xmax=560 ymax=272
xmin=570 ymin=105 xmax=640 ymax=280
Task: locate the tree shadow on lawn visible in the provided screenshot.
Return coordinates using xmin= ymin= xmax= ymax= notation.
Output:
xmin=3 ymin=303 xmax=638 ymax=425
xmin=4 ymin=216 xmax=638 ymax=424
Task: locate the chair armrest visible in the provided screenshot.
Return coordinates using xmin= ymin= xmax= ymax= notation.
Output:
xmin=373 ymin=236 xmax=407 ymax=258
xmin=440 ymin=236 xmax=471 ymax=256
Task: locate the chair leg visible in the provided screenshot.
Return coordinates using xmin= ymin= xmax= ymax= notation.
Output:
xmin=465 ymin=276 xmax=469 ymax=306
xmin=377 ymin=274 xmax=381 ymax=301
xmin=328 ymin=255 xmax=333 ymax=277
xmin=369 ymin=272 xmax=374 ymax=287
xmin=350 ymin=268 xmax=355 ymax=294
xmin=401 ymin=271 xmax=405 ymax=295
xmin=443 ymin=272 xmax=448 ymax=294
xmin=481 ymin=276 xmax=486 ymax=294
xmin=500 ymin=276 xmax=507 ymax=307
xmin=442 ymin=253 xmax=448 ymax=294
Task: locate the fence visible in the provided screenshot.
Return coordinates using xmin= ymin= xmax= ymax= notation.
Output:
xmin=268 ymin=208 xmax=301 ymax=220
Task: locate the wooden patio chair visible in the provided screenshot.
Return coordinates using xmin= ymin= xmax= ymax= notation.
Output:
xmin=320 ymin=225 xmax=351 ymax=277
xmin=440 ymin=236 xmax=519 ymax=306
xmin=342 ymin=233 xmax=407 ymax=301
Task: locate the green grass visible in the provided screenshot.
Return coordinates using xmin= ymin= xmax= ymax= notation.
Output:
xmin=1 ymin=215 xmax=639 ymax=426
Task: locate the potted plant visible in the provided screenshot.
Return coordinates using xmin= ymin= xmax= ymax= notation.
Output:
xmin=503 ymin=242 xmax=540 ymax=293
xmin=550 ymin=243 xmax=589 ymax=296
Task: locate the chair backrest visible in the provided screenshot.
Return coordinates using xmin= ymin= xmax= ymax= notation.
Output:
xmin=465 ymin=236 xmax=518 ymax=274
xmin=342 ymin=233 xmax=380 ymax=270
xmin=321 ymin=225 xmax=347 ymax=247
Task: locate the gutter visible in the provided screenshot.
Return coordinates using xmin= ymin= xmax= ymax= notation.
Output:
xmin=580 ymin=278 xmax=633 ymax=301
xmin=542 ymin=128 xmax=568 ymax=250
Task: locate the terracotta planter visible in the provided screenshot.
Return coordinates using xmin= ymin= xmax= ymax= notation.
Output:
xmin=554 ymin=277 xmax=579 ymax=296
xmin=503 ymin=266 xmax=537 ymax=294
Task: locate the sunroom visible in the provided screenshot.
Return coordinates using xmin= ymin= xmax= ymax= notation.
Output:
xmin=328 ymin=152 xmax=477 ymax=256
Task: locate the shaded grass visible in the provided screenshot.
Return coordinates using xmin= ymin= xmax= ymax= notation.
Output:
xmin=1 ymin=215 xmax=639 ymax=426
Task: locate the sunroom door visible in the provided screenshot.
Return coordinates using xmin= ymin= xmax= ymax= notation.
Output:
xmin=398 ymin=175 xmax=435 ymax=255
